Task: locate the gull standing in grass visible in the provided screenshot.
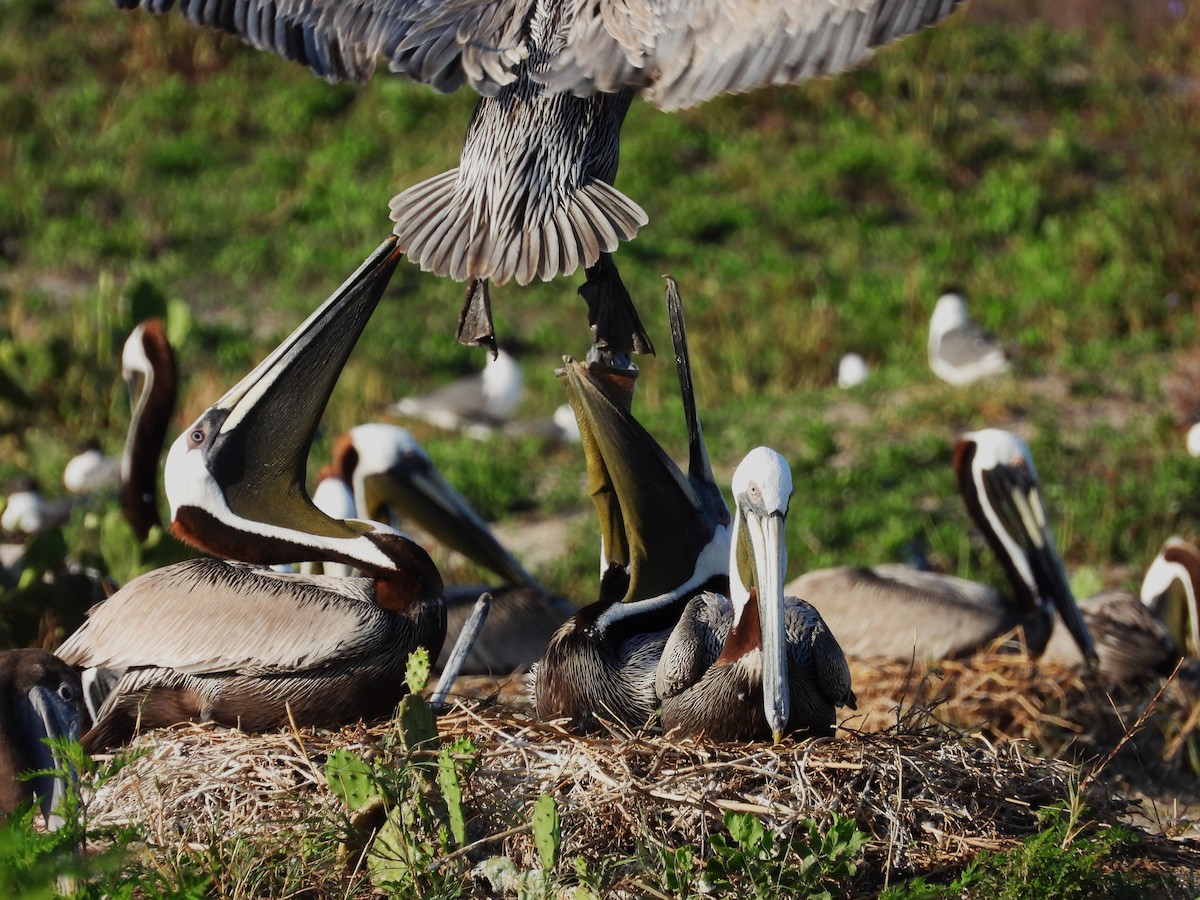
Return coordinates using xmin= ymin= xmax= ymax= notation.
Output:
xmin=388 ymin=347 xmax=524 ymax=438
xmin=105 ymin=0 xmax=965 ymax=357
xmin=927 ymin=292 xmax=1011 ymax=386
xmin=657 ymin=447 xmax=856 ymax=743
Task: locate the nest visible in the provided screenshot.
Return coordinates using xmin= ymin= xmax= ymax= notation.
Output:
xmin=84 ymin=649 xmax=1200 ymax=896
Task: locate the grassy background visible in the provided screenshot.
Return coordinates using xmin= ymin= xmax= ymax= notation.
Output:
xmin=2 ymin=0 xmax=1199 ymax=605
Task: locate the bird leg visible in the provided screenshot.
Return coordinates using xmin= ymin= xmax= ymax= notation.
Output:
xmin=580 ymin=253 xmax=654 ymax=366
xmin=455 ymin=278 xmax=498 ymax=358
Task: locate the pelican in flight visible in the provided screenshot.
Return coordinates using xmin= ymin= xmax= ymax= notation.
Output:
xmin=658 ymin=447 xmax=855 ymax=743
xmin=534 ymin=279 xmax=731 ymax=731
xmin=927 ymin=292 xmax=1011 ymax=386
xmin=108 ymin=0 xmax=964 ymax=355
xmin=0 ymin=649 xmax=82 ymax=831
xmin=119 ymin=318 xmax=180 ymax=542
xmin=1044 ymin=537 xmax=1200 ymax=682
xmin=57 ymin=238 xmax=446 ymax=751
xmin=317 ymin=422 xmax=574 ymax=673
xmin=788 ymin=429 xmax=1096 ymax=664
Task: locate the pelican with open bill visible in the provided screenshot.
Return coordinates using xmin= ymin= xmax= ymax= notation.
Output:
xmin=534 ymin=279 xmax=731 ymax=731
xmin=789 ymin=429 xmax=1096 ymax=665
xmin=657 ymin=448 xmax=855 ymax=743
xmin=57 ymin=237 xmax=446 ymax=752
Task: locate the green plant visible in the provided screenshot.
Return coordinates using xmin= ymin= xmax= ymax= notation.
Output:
xmin=699 ymin=810 xmax=868 ymax=899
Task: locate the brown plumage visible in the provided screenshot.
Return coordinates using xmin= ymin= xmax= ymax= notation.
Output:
xmin=119 ymin=318 xmax=179 ymax=542
xmin=0 ymin=649 xmax=81 ymax=829
xmin=59 ymin=238 xmax=447 ymax=751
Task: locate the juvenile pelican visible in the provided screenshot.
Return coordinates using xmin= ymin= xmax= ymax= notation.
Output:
xmin=658 ymin=448 xmax=855 ymax=743
xmin=108 ymin=0 xmax=964 ymax=355
xmin=119 ymin=318 xmax=179 ymax=541
xmin=318 ymin=422 xmax=573 ymax=673
xmin=57 ymin=238 xmax=446 ymax=752
xmin=534 ymin=279 xmax=731 ymax=731
xmin=0 ymin=649 xmax=82 ymax=831
xmin=927 ymin=292 xmax=1011 ymax=386
xmin=788 ymin=429 xmax=1096 ymax=664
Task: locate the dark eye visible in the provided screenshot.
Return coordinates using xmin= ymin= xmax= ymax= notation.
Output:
xmin=57 ymin=683 xmax=74 ymax=702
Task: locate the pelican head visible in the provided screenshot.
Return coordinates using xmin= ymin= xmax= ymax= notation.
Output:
xmin=729 ymin=447 xmax=793 ymax=743
xmin=954 ymin=429 xmax=1096 ymax=663
xmin=165 ymin=237 xmax=441 ymax=602
xmin=329 ymin=422 xmax=541 ymax=589
xmin=558 ymin=281 xmax=732 ymax=620
xmin=0 ymin=649 xmax=82 ymax=831
xmin=1141 ymin=537 xmax=1200 ymax=657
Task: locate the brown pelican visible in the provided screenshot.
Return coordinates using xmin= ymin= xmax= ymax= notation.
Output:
xmin=119 ymin=318 xmax=180 ymax=542
xmin=318 ymin=422 xmax=574 ymax=673
xmin=788 ymin=429 xmax=1096 ymax=664
xmin=57 ymin=237 xmax=446 ymax=752
xmin=658 ymin=447 xmax=855 ymax=743
xmin=0 ymin=649 xmax=82 ymax=831
xmin=534 ymin=279 xmax=731 ymax=731
xmin=1042 ymin=537 xmax=1200 ymax=681
xmin=927 ymin=292 xmax=1011 ymax=386
xmin=108 ymin=0 xmax=964 ymax=356
xmin=388 ymin=348 xmax=524 ymax=437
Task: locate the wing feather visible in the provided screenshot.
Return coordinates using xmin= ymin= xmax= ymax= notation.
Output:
xmin=57 ymin=558 xmax=394 ymax=675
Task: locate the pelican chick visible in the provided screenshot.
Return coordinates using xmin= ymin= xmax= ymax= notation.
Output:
xmin=0 ymin=649 xmax=82 ymax=831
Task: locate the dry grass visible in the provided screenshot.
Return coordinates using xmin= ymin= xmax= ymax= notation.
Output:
xmin=84 ymin=649 xmax=1200 ymax=896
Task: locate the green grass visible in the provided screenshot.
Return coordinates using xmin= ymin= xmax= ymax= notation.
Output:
xmin=3 ymin=3 xmax=1199 ymax=607
xmin=1 ymin=2 xmax=1200 ymax=892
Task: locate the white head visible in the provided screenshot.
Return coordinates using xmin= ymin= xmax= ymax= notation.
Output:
xmin=930 ymin=293 xmax=971 ymax=338
xmin=482 ymin=349 xmax=523 ymax=418
xmin=837 ymin=353 xmax=869 ymax=389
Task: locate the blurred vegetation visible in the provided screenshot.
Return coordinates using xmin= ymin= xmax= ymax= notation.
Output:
xmin=1 ymin=0 xmax=1199 ymax=639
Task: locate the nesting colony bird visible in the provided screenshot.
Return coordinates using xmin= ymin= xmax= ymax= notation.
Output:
xmin=1 ymin=478 xmax=71 ymax=537
xmin=62 ymin=440 xmax=119 ymax=497
xmin=388 ymin=347 xmax=524 ymax=437
xmin=657 ymin=447 xmax=856 ymax=743
xmin=789 ymin=429 xmax=1096 ymax=665
xmin=837 ymin=353 xmax=869 ymax=389
xmin=1040 ymin=536 xmax=1200 ymax=695
xmin=107 ymin=0 xmax=965 ymax=355
xmin=0 ymin=649 xmax=82 ymax=832
xmin=534 ymin=280 xmax=731 ymax=731
xmin=316 ymin=422 xmax=574 ymax=674
xmin=119 ymin=318 xmax=180 ymax=542
xmin=927 ymin=292 xmax=1011 ymax=386
xmin=57 ymin=238 xmax=447 ymax=752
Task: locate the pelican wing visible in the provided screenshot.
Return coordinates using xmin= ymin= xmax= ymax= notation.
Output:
xmin=114 ymin=0 xmax=536 ymax=92
xmin=56 ymin=558 xmax=395 ymax=675
xmin=547 ymin=0 xmax=964 ymax=110
xmin=788 ymin=564 xmax=1018 ymax=661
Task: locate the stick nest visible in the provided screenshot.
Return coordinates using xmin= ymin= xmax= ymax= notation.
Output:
xmin=84 ymin=647 xmax=1200 ymax=895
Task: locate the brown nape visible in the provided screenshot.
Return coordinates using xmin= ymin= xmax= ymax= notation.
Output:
xmin=368 ymin=533 xmax=443 ymax=611
xmin=120 ymin=318 xmax=178 ymax=542
xmin=716 ymin=590 xmax=761 ymax=664
xmin=328 ymin=432 xmax=358 ymax=484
